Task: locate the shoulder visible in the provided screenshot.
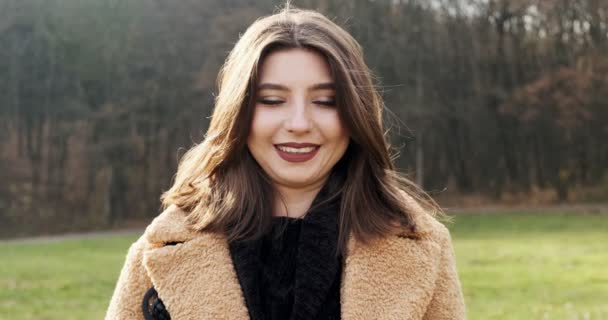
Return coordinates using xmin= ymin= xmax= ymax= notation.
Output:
xmin=118 ymin=205 xmax=194 ymax=265
xmin=398 ymin=190 xmax=453 ymax=247
xmin=346 ymin=191 xmax=453 ymax=259
xmin=142 ymin=204 xmax=199 ymax=246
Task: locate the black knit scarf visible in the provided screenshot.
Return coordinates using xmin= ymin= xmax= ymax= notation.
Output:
xmin=228 ymin=184 xmax=342 ymax=320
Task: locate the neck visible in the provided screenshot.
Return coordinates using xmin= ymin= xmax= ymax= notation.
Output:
xmin=273 ymin=179 xmax=326 ymax=218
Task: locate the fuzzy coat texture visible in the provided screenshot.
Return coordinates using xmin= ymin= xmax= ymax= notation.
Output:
xmin=105 ymin=193 xmax=465 ymax=320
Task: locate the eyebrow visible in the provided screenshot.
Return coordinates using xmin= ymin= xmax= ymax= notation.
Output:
xmin=257 ymin=82 xmax=335 ymax=91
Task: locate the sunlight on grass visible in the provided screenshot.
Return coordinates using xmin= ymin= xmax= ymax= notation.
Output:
xmin=0 ymin=235 xmax=139 ymax=320
xmin=450 ymin=212 xmax=608 ymax=320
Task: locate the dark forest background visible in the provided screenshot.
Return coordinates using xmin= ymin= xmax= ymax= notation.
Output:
xmin=1 ymin=0 xmax=607 ymax=237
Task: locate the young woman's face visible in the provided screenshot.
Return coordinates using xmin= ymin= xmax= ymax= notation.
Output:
xmin=247 ymin=48 xmax=349 ymax=190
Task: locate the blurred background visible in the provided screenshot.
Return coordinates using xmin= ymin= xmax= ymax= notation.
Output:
xmin=0 ymin=0 xmax=606 ymax=319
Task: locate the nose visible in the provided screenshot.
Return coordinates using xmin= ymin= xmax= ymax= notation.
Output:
xmin=284 ymin=99 xmax=312 ymax=133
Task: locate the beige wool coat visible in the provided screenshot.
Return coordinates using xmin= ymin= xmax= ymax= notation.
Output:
xmin=105 ymin=199 xmax=465 ymax=320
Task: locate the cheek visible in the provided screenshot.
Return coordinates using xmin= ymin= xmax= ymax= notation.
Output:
xmin=318 ymin=110 xmax=349 ymax=145
xmin=249 ymin=107 xmax=278 ymax=144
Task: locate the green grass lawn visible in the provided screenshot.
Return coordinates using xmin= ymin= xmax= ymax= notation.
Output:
xmin=1 ymin=211 xmax=607 ymax=320
xmin=0 ymin=235 xmax=140 ymax=320
xmin=450 ymin=211 xmax=608 ymax=319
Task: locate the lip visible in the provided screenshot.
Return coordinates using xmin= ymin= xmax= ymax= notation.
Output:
xmin=275 ymin=142 xmax=320 ymax=148
xmin=274 ymin=143 xmax=320 ymax=163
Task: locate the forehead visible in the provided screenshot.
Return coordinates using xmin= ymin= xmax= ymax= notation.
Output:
xmin=257 ymin=48 xmax=333 ymax=86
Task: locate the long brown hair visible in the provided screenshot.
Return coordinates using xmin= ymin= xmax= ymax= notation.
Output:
xmin=161 ymin=5 xmax=442 ymax=254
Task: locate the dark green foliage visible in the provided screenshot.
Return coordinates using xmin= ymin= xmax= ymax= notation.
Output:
xmin=0 ymin=0 xmax=607 ymax=236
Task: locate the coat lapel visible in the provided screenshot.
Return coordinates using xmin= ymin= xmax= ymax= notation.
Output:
xmin=141 ymin=204 xmax=443 ymax=320
xmin=142 ymin=205 xmax=250 ymax=320
xmin=340 ymin=234 xmax=442 ymax=320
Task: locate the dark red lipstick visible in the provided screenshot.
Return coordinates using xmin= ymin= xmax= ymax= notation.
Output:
xmin=274 ymin=143 xmax=320 ymax=163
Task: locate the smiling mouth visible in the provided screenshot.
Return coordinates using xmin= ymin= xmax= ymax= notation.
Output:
xmin=274 ymin=143 xmax=320 ymax=162
xmin=276 ymin=145 xmax=317 ymax=153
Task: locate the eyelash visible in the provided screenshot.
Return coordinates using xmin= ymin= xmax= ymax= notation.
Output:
xmin=257 ymin=99 xmax=336 ymax=107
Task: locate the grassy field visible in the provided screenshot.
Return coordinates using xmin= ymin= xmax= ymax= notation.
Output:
xmin=1 ymin=211 xmax=607 ymax=320
xmin=0 ymin=235 xmax=139 ymax=320
xmin=450 ymin=211 xmax=608 ymax=319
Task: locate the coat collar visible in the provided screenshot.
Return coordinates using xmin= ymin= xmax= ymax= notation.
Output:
xmin=142 ymin=197 xmax=443 ymax=320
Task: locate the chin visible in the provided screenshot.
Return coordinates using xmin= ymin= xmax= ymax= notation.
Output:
xmin=276 ymin=174 xmax=321 ymax=188
xmin=279 ymin=177 xmax=315 ymax=187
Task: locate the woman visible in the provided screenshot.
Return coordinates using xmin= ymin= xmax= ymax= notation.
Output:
xmin=105 ymin=6 xmax=465 ymax=320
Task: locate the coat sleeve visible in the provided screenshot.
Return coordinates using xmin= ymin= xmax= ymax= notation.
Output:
xmin=105 ymin=235 xmax=153 ymax=320
xmin=423 ymin=225 xmax=466 ymax=320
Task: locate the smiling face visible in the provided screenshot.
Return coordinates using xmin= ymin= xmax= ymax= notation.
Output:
xmin=247 ymin=48 xmax=350 ymax=191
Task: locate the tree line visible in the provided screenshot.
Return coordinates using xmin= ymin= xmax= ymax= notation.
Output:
xmin=1 ymin=0 xmax=606 ymax=237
